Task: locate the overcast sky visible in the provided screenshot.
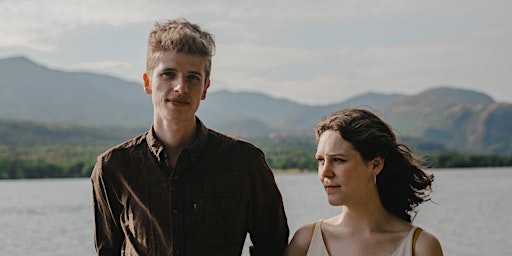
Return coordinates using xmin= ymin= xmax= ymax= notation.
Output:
xmin=1 ymin=0 xmax=511 ymax=105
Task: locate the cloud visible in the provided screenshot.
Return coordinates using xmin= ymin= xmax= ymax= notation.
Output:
xmin=0 ymin=0 xmax=190 ymax=49
xmin=1 ymin=0 xmax=511 ymax=104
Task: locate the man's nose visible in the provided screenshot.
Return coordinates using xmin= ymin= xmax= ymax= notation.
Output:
xmin=174 ymin=77 xmax=187 ymax=93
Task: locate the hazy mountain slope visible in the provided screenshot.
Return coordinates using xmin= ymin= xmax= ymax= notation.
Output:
xmin=384 ymin=87 xmax=495 ymax=136
xmin=0 ymin=118 xmax=145 ymax=147
xmin=466 ymin=103 xmax=512 ymax=154
xmin=1 ymin=56 xmax=511 ymax=154
xmin=272 ymin=92 xmax=407 ymax=132
xmin=196 ymin=90 xmax=305 ymax=132
xmin=336 ymin=92 xmax=407 ymax=110
xmin=0 ymin=56 xmax=153 ymax=126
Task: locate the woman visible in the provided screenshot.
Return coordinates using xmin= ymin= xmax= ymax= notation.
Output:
xmin=286 ymin=108 xmax=443 ymax=256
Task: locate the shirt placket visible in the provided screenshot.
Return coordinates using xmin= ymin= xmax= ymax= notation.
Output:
xmin=169 ymin=154 xmax=185 ymax=256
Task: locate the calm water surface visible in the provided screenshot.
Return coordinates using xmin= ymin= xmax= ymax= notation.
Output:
xmin=0 ymin=167 xmax=510 ymax=255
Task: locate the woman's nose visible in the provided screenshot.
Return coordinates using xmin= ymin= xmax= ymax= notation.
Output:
xmin=319 ymin=162 xmax=333 ymax=179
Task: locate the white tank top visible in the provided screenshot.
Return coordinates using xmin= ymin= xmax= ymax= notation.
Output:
xmin=306 ymin=220 xmax=422 ymax=256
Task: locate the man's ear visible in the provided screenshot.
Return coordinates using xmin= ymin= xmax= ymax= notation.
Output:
xmin=371 ymin=156 xmax=385 ymax=175
xmin=143 ymin=73 xmax=152 ymax=94
xmin=201 ymin=80 xmax=210 ymax=100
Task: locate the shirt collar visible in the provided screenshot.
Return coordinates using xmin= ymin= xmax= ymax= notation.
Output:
xmin=146 ymin=117 xmax=208 ymax=165
xmin=189 ymin=117 xmax=209 ymax=163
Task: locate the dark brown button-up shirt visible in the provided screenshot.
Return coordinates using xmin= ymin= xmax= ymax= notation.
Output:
xmin=91 ymin=119 xmax=289 ymax=255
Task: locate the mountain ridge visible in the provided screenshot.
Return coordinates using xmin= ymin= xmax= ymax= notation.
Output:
xmin=1 ymin=56 xmax=511 ymax=154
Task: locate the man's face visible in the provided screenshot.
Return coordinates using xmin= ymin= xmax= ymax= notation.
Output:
xmin=143 ymin=51 xmax=210 ymax=124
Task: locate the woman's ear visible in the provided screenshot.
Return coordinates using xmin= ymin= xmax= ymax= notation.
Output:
xmin=143 ymin=73 xmax=152 ymax=94
xmin=371 ymin=156 xmax=385 ymax=175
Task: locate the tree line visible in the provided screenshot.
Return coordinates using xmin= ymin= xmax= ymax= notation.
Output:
xmin=2 ymin=141 xmax=511 ymax=179
xmin=261 ymin=148 xmax=512 ymax=172
xmin=0 ymin=145 xmax=103 ymax=179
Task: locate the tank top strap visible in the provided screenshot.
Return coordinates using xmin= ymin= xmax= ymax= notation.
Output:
xmin=412 ymin=227 xmax=423 ymax=253
xmin=306 ymin=220 xmax=329 ymax=256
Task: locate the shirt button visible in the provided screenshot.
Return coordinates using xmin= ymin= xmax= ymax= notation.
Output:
xmin=173 ymin=210 xmax=179 ymax=216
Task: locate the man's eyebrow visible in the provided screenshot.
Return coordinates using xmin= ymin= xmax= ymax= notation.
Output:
xmin=160 ymin=68 xmax=176 ymax=72
xmin=158 ymin=68 xmax=203 ymax=76
xmin=188 ymin=71 xmax=203 ymax=76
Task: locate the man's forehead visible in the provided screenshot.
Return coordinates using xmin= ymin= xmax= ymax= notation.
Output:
xmin=155 ymin=52 xmax=207 ymax=72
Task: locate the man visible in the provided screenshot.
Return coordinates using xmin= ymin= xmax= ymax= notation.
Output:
xmin=91 ymin=18 xmax=289 ymax=255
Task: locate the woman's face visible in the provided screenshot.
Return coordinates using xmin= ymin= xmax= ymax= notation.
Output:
xmin=316 ymin=130 xmax=375 ymax=206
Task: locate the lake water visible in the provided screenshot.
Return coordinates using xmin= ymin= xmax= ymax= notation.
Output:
xmin=0 ymin=167 xmax=511 ymax=255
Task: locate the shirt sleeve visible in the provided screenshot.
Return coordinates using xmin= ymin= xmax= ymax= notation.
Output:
xmin=91 ymin=155 xmax=124 ymax=255
xmin=247 ymin=147 xmax=289 ymax=256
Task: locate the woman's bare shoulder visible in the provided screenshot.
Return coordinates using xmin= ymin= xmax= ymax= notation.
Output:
xmin=414 ymin=229 xmax=443 ymax=256
xmin=285 ymin=222 xmax=316 ymax=256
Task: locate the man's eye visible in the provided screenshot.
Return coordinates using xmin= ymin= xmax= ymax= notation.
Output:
xmin=316 ymin=158 xmax=325 ymax=164
xmin=188 ymin=75 xmax=200 ymax=81
xmin=162 ymin=72 xmax=176 ymax=78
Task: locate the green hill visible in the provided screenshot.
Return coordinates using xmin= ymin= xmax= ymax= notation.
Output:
xmin=1 ymin=56 xmax=511 ymax=155
xmin=383 ymin=87 xmax=512 ymax=154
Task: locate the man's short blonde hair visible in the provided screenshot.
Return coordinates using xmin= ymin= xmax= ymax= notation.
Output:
xmin=146 ymin=18 xmax=215 ymax=83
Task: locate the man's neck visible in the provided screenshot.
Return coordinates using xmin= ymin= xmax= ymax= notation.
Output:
xmin=153 ymin=118 xmax=197 ymax=166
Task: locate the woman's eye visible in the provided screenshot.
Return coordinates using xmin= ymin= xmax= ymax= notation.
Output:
xmin=333 ymin=158 xmax=345 ymax=163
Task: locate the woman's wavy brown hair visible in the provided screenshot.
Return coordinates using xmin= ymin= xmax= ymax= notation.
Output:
xmin=315 ymin=108 xmax=433 ymax=222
